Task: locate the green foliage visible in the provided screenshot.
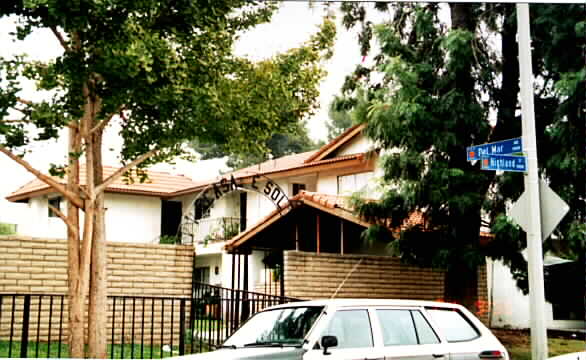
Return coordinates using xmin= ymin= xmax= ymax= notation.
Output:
xmin=0 ymin=1 xmax=335 ymax=169
xmin=338 ymin=3 xmax=585 ymax=292
xmin=326 ymin=96 xmax=354 ymax=141
xmin=193 ymin=121 xmax=320 ymax=169
xmin=0 ymin=223 xmax=16 ymax=235
xmin=159 ymin=235 xmax=180 ymax=245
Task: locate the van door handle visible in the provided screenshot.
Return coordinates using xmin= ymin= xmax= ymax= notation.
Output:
xmin=432 ymin=354 xmax=446 ymax=358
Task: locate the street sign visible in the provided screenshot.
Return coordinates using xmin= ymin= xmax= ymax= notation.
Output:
xmin=480 ymin=154 xmax=527 ymax=172
xmin=467 ymin=137 xmax=523 ymax=161
xmin=509 ymin=179 xmax=570 ymax=242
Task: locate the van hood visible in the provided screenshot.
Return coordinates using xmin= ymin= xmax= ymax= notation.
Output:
xmin=173 ymin=346 xmax=305 ymax=360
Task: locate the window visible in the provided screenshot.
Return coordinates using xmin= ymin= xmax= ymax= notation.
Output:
xmin=194 ymin=197 xmax=212 ymax=220
xmin=48 ymin=197 xmax=61 ymax=218
xmin=322 ymin=310 xmax=373 ymax=349
xmin=376 ymin=309 xmax=440 ymax=346
xmin=337 ymin=172 xmax=372 ymax=195
xmin=426 ymin=308 xmax=479 ymax=342
xmin=194 ymin=267 xmax=210 ymax=284
xmin=292 ymin=183 xmax=306 ymax=195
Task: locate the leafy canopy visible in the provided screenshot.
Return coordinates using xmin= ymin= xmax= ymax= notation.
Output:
xmin=0 ymin=0 xmax=335 ymax=168
xmin=339 ymin=4 xmax=584 ymax=292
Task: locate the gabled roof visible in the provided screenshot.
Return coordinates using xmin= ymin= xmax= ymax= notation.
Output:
xmin=170 ymin=152 xmax=371 ymax=197
xmin=224 ymin=190 xmax=423 ymax=252
xmin=6 ymin=165 xmax=200 ymax=202
xmin=304 ymin=124 xmax=366 ymax=163
xmin=224 ymin=190 xmax=492 ymax=252
xmin=7 ymin=124 xmax=372 ymax=202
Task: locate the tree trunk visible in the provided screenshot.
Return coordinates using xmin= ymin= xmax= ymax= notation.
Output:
xmin=444 ymin=3 xmax=481 ymax=312
xmin=88 ymin=129 xmax=108 ymax=358
xmin=67 ymin=126 xmax=85 ymax=358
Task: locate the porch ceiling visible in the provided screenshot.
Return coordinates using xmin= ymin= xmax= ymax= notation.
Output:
xmin=224 ymin=191 xmax=371 ymax=253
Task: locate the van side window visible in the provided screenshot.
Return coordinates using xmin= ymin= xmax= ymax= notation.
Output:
xmin=426 ymin=308 xmax=480 ymax=342
xmin=323 ymin=310 xmax=373 ymax=349
xmin=376 ymin=310 xmax=440 ymax=346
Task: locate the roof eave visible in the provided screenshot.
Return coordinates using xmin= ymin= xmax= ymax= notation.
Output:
xmin=171 ymin=154 xmax=371 ymax=198
xmin=304 ymin=124 xmax=366 ymax=163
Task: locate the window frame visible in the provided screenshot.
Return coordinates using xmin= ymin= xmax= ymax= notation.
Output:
xmin=48 ymin=197 xmax=62 ymax=218
xmin=316 ymin=307 xmax=376 ymax=350
xmin=374 ymin=308 xmax=442 ymax=347
xmin=424 ymin=306 xmax=481 ymax=343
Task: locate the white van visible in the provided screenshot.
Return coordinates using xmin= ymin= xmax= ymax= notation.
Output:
xmin=177 ymin=299 xmax=509 ymax=360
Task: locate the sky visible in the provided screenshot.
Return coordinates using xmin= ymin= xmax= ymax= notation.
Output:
xmin=0 ymin=3 xmax=368 ymax=223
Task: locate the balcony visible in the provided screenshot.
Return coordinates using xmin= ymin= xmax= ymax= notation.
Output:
xmin=187 ymin=217 xmax=243 ymax=245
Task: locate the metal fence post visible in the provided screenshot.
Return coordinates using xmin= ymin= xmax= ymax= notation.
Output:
xmin=20 ymin=295 xmax=31 ymax=358
xmin=179 ymin=299 xmax=186 ymax=355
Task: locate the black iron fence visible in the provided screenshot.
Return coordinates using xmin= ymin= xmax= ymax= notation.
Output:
xmin=0 ymin=286 xmax=297 ymax=358
xmin=190 ymin=282 xmax=298 ymax=352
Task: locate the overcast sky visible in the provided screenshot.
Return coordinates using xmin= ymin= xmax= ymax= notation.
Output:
xmin=0 ymin=3 xmax=367 ymax=222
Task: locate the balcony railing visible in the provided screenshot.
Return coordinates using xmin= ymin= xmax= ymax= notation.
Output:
xmin=189 ymin=217 xmax=242 ymax=245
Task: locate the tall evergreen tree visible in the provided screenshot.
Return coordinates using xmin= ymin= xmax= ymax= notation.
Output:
xmin=338 ymin=3 xmax=584 ymax=309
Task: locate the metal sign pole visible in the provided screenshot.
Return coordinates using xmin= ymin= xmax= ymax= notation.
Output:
xmin=516 ymin=4 xmax=548 ymax=360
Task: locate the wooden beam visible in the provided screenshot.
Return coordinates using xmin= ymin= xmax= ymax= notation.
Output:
xmin=316 ymin=213 xmax=321 ymax=254
xmin=340 ymin=219 xmax=344 ymax=255
xmin=295 ymin=223 xmax=299 ymax=251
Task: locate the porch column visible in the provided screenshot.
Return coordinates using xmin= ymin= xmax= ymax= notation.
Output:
xmin=316 ymin=214 xmax=321 ymax=254
xmin=340 ymin=219 xmax=344 ymax=255
xmin=241 ymin=252 xmax=250 ymax=321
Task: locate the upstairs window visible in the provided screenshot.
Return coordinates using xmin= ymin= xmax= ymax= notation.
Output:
xmin=292 ymin=183 xmax=306 ymax=195
xmin=48 ymin=197 xmax=62 ymax=218
xmin=337 ymin=172 xmax=373 ymax=195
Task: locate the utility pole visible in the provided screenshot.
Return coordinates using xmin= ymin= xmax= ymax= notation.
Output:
xmin=516 ymin=4 xmax=548 ymax=360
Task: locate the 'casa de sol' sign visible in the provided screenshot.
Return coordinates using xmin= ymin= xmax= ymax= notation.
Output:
xmin=206 ymin=174 xmax=291 ymax=211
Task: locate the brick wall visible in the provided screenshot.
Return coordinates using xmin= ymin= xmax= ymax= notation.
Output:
xmin=477 ymin=265 xmax=489 ymax=324
xmin=0 ymin=236 xmax=194 ymax=344
xmin=0 ymin=236 xmax=193 ymax=296
xmin=284 ymin=251 xmax=490 ymax=325
xmin=283 ymin=251 xmax=446 ymax=301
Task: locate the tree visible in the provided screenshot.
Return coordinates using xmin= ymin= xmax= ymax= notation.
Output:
xmin=338 ymin=3 xmax=584 ymax=310
xmin=326 ymin=96 xmax=354 ymax=141
xmin=0 ymin=1 xmax=335 ymax=357
xmin=193 ymin=120 xmax=320 ymax=169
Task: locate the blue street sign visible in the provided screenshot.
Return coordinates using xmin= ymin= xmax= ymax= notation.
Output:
xmin=467 ymin=137 xmax=523 ymax=161
xmin=480 ymin=154 xmax=527 ymax=172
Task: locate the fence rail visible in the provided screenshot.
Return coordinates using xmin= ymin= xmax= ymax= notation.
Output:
xmin=0 ymin=285 xmax=298 ymax=358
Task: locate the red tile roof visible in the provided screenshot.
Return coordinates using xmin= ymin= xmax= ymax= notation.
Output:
xmin=170 ymin=152 xmax=369 ymax=197
xmin=225 ymin=190 xmax=491 ymax=251
xmin=304 ymin=124 xmax=366 ymax=163
xmin=6 ymin=165 xmax=200 ymax=202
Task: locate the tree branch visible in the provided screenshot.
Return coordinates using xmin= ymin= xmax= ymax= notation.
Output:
xmin=48 ymin=203 xmax=79 ymax=238
xmin=1 ymin=119 xmax=30 ymax=124
xmin=50 ymin=26 xmax=71 ymax=52
xmin=90 ymin=107 xmax=122 ymax=135
xmin=17 ymin=98 xmax=33 ymax=106
xmin=95 ymin=149 xmax=159 ymax=195
xmin=0 ymin=145 xmax=84 ymax=209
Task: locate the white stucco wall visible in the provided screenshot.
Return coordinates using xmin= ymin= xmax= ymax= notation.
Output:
xmin=18 ymin=196 xmax=67 ymax=239
xmin=245 ymin=178 xmax=290 ymax=227
xmin=194 ymin=253 xmax=223 ymax=286
xmin=316 ymin=173 xmax=338 ymax=194
xmin=104 ymin=193 xmax=161 ymax=243
xmin=334 ymin=135 xmax=372 ymax=156
xmin=487 ymin=259 xmax=584 ymax=330
xmin=17 ymin=192 xmax=162 ymax=243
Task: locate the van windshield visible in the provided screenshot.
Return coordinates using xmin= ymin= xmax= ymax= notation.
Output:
xmin=223 ymin=306 xmax=324 ymax=348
